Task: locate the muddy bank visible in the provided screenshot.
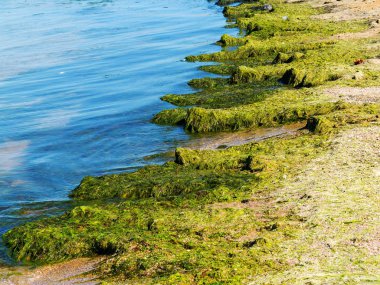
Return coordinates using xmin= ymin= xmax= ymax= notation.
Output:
xmin=187 ymin=121 xmax=306 ymax=150
xmin=291 ymin=0 xmax=380 ymax=21
xmin=250 ymin=125 xmax=380 ymax=284
xmin=0 ymin=258 xmax=100 ymax=285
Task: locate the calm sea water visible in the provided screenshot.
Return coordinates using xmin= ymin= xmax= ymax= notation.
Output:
xmin=0 ymin=0 xmax=235 ymax=261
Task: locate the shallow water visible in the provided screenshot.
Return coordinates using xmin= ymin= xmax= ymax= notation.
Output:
xmin=0 ymin=0 xmax=234 ymax=261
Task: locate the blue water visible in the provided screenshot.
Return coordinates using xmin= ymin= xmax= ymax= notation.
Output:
xmin=0 ymin=0 xmax=235 ymax=261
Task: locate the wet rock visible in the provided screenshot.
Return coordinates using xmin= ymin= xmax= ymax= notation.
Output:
xmin=243 ymin=238 xmax=267 ymax=248
xmin=273 ymin=52 xmax=304 ymax=64
xmin=216 ymin=0 xmax=255 ymax=6
xmin=251 ymin=4 xmax=274 ymax=12
xmin=247 ymin=22 xmax=263 ymax=33
xmin=354 ymin=59 xmax=365 ymax=65
xmin=370 ymin=19 xmax=380 ymax=28
xmin=264 ymin=223 xmax=279 ymax=231
xmin=306 ymin=116 xmax=334 ymax=134
xmin=300 ymin=194 xmax=312 ymax=200
xmin=273 ymin=52 xmax=291 ymax=64
xmin=245 ymin=155 xmax=266 ymax=172
xmin=352 ymin=71 xmax=365 ymax=80
xmin=263 ymin=4 xmax=274 ymax=12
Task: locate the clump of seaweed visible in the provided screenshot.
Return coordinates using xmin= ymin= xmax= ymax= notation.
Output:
xmin=70 ymin=162 xmax=255 ymax=200
xmin=154 ymin=89 xmax=352 ymax=132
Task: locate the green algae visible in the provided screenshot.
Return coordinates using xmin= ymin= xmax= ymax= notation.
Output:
xmin=154 ymin=87 xmax=380 ymax=133
xmin=159 ymin=83 xmax=275 ymax=109
xmin=231 ymin=65 xmax=288 ymax=83
xmin=272 ymin=52 xmax=304 ymax=64
xmin=70 ymin=162 xmax=255 ymax=201
xmin=155 ymin=89 xmax=347 ymax=132
xmin=3 ymin=131 xmax=331 ymax=283
xmin=152 ymin=108 xmax=187 ymax=126
xmin=198 ymin=64 xmax=236 ymax=76
xmin=3 ymin=0 xmax=380 ymax=283
xmin=188 ymin=77 xmax=229 ymax=89
xmin=306 ymin=116 xmax=335 ymax=134
xmin=182 ymin=0 xmax=376 ymax=103
xmin=157 ymin=1 xmax=377 ymax=134
xmin=280 ymin=67 xmax=341 ymax=88
xmin=217 ymin=33 xmax=248 ymax=46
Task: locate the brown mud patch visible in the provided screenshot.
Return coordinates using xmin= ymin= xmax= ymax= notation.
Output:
xmin=288 ymin=0 xmax=380 ymax=39
xmin=322 ymin=57 xmax=380 ymax=103
xmin=287 ymin=0 xmax=380 ymax=21
xmin=0 ymin=258 xmax=102 ymax=285
xmin=187 ymin=121 xmax=306 ymax=150
xmin=324 ymin=86 xmax=380 ymax=103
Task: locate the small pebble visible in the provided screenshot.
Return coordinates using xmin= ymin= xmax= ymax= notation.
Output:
xmin=263 ymin=4 xmax=273 ymax=12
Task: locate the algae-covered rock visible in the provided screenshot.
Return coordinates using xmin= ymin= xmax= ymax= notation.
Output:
xmin=245 ymin=155 xmax=267 ymax=172
xmin=290 ymin=52 xmax=305 ymax=62
xmin=183 ymin=99 xmax=343 ymax=133
xmin=306 ymin=116 xmax=335 ymax=134
xmin=273 ymin=52 xmax=304 ymax=64
xmin=161 ymin=83 xmax=269 ymax=109
xmin=199 ymin=64 xmax=236 ymax=76
xmin=70 ymin=162 xmax=254 ymax=200
xmin=272 ymin=52 xmax=291 ymax=64
xmin=175 ymin=147 xmax=247 ymax=170
xmin=231 ymin=65 xmax=286 ymax=83
xmin=216 ymin=0 xmax=255 ymax=6
xmin=188 ymin=77 xmax=228 ymax=89
xmin=246 ymin=22 xmax=263 ymax=33
xmin=217 ymin=34 xmax=247 ymax=46
xmin=152 ymin=108 xmax=187 ymax=125
xmin=281 ymin=67 xmax=337 ymax=88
